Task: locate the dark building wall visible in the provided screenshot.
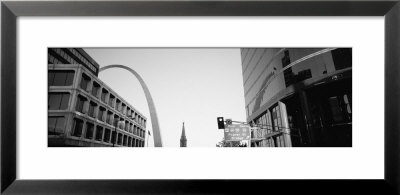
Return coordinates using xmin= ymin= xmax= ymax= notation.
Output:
xmin=242 ymin=48 xmax=352 ymax=147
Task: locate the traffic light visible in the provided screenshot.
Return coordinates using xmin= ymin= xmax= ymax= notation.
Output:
xmin=217 ymin=117 xmax=225 ymax=129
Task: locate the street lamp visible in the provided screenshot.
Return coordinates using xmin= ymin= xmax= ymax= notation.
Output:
xmin=113 ymin=120 xmax=123 ymax=147
xmin=146 ymin=130 xmax=151 ymax=147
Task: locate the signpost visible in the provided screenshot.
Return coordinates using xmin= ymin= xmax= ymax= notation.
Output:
xmin=224 ymin=124 xmax=251 ymax=147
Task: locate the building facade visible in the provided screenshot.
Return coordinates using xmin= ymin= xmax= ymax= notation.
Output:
xmin=180 ymin=122 xmax=187 ymax=147
xmin=48 ymin=48 xmax=147 ymax=147
xmin=242 ymin=48 xmax=352 ymax=147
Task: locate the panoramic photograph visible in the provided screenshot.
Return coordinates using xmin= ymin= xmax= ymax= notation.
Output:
xmin=48 ymin=48 xmax=352 ymax=147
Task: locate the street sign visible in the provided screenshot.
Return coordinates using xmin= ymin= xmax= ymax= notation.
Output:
xmin=224 ymin=124 xmax=251 ymax=141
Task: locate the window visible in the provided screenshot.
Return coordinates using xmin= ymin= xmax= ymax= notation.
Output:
xmin=132 ymin=138 xmax=136 ymax=147
xmin=129 ymin=123 xmax=133 ymax=133
xmin=95 ymin=126 xmax=103 ymax=141
xmin=101 ymin=89 xmax=108 ymax=103
xmin=125 ymin=121 xmax=129 ymax=132
xmin=282 ymin=50 xmax=295 ymax=87
xmin=271 ymin=106 xmax=282 ymax=132
xmin=117 ymin=133 xmax=122 ymax=145
xmin=103 ymin=129 xmax=111 ymax=143
xmin=266 ymin=112 xmax=273 ymax=134
xmin=329 ymin=96 xmax=343 ymax=122
xmin=271 ymin=105 xmax=285 ymax=147
xmin=85 ymin=122 xmax=94 ymax=139
xmin=113 ymin=115 xmax=120 ymax=127
xmin=329 ymin=94 xmax=352 ymax=123
xmin=331 ymin=48 xmax=352 ymax=70
xmin=343 ymin=94 xmax=352 ymax=117
xmin=97 ymin=107 xmax=105 ymax=121
xmin=48 ymin=93 xmax=70 ymax=110
xmin=75 ymin=95 xmax=87 ymax=113
xmin=127 ymin=108 xmax=131 ymax=117
xmin=48 ymin=70 xmax=74 ymax=86
xmin=48 ymin=116 xmax=66 ymax=135
xmin=80 ymin=73 xmax=91 ymax=91
xmin=109 ymin=94 xmax=115 ymax=107
xmin=122 ymin=103 xmax=126 ymax=114
xmin=111 ymin=131 xmax=117 ymax=145
xmin=119 ymin=119 xmax=125 ymax=129
xmin=72 ymin=118 xmax=84 ymax=137
xmin=123 ymin=135 xmax=127 ymax=146
xmin=88 ymin=101 xmax=97 ymax=118
xmin=128 ymin=137 xmax=132 ymax=147
xmin=106 ymin=111 xmax=113 ymax=125
xmin=130 ymin=111 xmax=135 ymax=120
xmin=91 ymin=82 xmax=100 ymax=97
xmin=116 ymin=99 xmax=122 ymax=111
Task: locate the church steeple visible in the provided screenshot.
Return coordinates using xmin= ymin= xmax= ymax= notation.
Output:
xmin=180 ymin=122 xmax=187 ymax=147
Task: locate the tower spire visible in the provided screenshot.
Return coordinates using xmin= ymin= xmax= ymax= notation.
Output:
xmin=180 ymin=122 xmax=187 ymax=147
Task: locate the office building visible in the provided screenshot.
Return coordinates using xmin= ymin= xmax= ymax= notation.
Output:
xmin=242 ymin=48 xmax=352 ymax=147
xmin=48 ymin=48 xmax=147 ymax=147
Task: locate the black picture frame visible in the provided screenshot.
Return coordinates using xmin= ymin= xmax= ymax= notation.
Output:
xmin=1 ymin=0 xmax=400 ymax=194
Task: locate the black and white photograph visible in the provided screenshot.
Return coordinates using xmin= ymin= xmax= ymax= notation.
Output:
xmin=48 ymin=48 xmax=352 ymax=147
xmin=5 ymin=2 xmax=397 ymax=193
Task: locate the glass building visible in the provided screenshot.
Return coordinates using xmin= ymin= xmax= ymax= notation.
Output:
xmin=48 ymin=48 xmax=147 ymax=147
xmin=242 ymin=48 xmax=352 ymax=147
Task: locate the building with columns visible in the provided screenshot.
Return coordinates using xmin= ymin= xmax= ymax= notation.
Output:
xmin=48 ymin=48 xmax=147 ymax=147
xmin=180 ymin=122 xmax=187 ymax=147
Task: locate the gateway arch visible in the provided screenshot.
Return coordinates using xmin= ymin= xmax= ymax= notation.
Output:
xmin=99 ymin=64 xmax=163 ymax=147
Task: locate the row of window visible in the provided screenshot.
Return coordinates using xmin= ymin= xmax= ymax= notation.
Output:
xmin=48 ymin=91 xmax=146 ymax=139
xmin=252 ymin=104 xmax=287 ymax=147
xmin=65 ymin=48 xmax=98 ymax=74
xmin=71 ymin=117 xmax=145 ymax=147
xmin=50 ymin=48 xmax=79 ymax=65
xmin=48 ymin=70 xmax=75 ymax=87
xmin=79 ymin=72 xmax=147 ymax=127
xmin=48 ymin=68 xmax=147 ymax=128
xmin=76 ymin=94 xmax=146 ymax=138
xmin=49 ymin=48 xmax=98 ymax=75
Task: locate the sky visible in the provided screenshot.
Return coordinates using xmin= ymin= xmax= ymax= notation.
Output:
xmin=84 ymin=48 xmax=246 ymax=147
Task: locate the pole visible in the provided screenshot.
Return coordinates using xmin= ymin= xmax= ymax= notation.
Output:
xmin=113 ymin=120 xmax=119 ymax=147
xmin=146 ymin=131 xmax=150 ymax=147
xmin=113 ymin=125 xmax=116 ymax=147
